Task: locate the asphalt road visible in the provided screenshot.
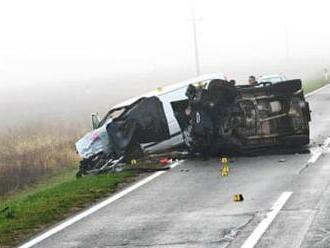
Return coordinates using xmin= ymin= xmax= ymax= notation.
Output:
xmin=29 ymin=84 xmax=330 ymax=248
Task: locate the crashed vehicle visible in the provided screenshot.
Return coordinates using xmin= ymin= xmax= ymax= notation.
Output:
xmin=171 ymin=79 xmax=311 ymax=155
xmin=75 ymin=73 xmax=227 ymax=176
xmin=75 ymin=75 xmax=311 ymax=176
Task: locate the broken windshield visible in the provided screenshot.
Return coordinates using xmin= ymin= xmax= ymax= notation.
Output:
xmin=98 ymin=107 xmax=126 ymax=128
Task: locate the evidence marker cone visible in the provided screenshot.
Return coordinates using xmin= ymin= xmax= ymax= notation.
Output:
xmin=233 ymin=193 xmax=244 ymax=202
xmin=224 ymin=163 xmax=229 ymax=173
xmin=221 ymin=169 xmax=228 ymax=177
xmin=221 ymin=157 xmax=228 ymax=164
xmin=220 ymin=157 xmax=230 ymax=176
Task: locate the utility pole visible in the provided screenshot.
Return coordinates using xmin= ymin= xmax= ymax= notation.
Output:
xmin=284 ymin=26 xmax=289 ymax=60
xmin=190 ymin=1 xmax=201 ymax=76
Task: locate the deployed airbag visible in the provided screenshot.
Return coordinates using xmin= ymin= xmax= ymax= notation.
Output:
xmin=106 ymin=97 xmax=170 ymax=156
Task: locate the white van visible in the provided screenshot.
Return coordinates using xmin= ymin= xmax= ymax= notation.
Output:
xmin=76 ymin=73 xmax=226 ymax=159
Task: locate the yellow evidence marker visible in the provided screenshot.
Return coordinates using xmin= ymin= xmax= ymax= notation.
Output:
xmin=220 ymin=157 xmax=230 ymax=176
xmin=233 ymin=193 xmax=244 ymax=202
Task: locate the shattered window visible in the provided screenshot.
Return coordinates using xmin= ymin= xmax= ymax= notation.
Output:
xmin=109 ymin=108 xmax=126 ymax=119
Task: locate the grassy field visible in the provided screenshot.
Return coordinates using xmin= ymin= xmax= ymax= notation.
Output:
xmin=0 ymin=121 xmax=140 ymax=247
xmin=0 ymin=168 xmax=134 ymax=246
xmin=0 ymin=123 xmax=83 ymax=195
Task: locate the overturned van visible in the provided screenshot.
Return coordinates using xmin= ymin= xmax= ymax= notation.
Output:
xmin=171 ymin=79 xmax=311 ymax=155
xmin=75 ymin=76 xmax=311 ymax=176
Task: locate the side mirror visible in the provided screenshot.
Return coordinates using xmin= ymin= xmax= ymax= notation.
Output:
xmin=91 ymin=113 xmax=101 ymax=130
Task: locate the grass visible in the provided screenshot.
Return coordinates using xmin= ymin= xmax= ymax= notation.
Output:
xmin=0 ymin=168 xmax=134 ymax=247
xmin=0 ymin=122 xmax=138 ymax=247
xmin=0 ymin=123 xmax=83 ymax=195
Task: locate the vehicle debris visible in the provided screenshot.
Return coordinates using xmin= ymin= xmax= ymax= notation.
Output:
xmin=75 ymin=76 xmax=311 ymax=176
xmin=159 ymin=158 xmax=170 ymax=166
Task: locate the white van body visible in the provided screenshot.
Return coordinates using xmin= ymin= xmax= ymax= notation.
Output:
xmin=76 ymin=73 xmax=226 ymax=158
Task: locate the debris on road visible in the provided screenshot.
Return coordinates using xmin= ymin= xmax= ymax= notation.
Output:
xmin=159 ymin=158 xmax=170 ymax=166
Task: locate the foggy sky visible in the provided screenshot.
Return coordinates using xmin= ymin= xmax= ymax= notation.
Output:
xmin=0 ymin=0 xmax=330 ymax=127
xmin=1 ymin=0 xmax=330 ymax=85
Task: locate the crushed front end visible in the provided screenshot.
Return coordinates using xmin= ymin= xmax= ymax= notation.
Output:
xmin=75 ymin=96 xmax=171 ymax=176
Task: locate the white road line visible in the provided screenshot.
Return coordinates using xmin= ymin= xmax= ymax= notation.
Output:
xmin=305 ymin=83 xmax=330 ymax=97
xmin=305 ymin=83 xmax=330 ymax=165
xmin=307 ymin=137 xmax=330 ymax=165
xmin=241 ymin=192 xmax=293 ymax=248
xmin=308 ymin=147 xmax=323 ymax=164
xmin=18 ymin=160 xmax=184 ymax=248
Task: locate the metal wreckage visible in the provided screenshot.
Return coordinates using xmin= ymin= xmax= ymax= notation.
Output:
xmin=75 ymin=77 xmax=311 ymax=176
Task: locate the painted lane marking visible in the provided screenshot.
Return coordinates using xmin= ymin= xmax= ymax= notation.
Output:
xmin=299 ymin=136 xmax=330 ymax=175
xmin=308 ymin=137 xmax=330 ymax=165
xmin=170 ymin=160 xmax=182 ymax=168
xmin=241 ymin=192 xmax=293 ymax=248
xmin=305 ymin=83 xmax=330 ymax=163
xmin=305 ymin=83 xmax=330 ymax=98
xmin=304 ymin=83 xmax=330 ymax=168
xmin=308 ymin=147 xmax=323 ymax=164
xmin=18 ymin=160 xmax=184 ymax=248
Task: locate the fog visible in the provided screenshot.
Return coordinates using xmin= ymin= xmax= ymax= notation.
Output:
xmin=0 ymin=0 xmax=330 ymax=127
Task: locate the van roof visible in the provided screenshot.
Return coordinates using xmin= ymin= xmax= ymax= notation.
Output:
xmin=113 ymin=72 xmax=225 ymax=109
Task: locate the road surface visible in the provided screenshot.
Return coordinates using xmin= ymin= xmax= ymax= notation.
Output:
xmin=24 ymin=84 xmax=330 ymax=248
